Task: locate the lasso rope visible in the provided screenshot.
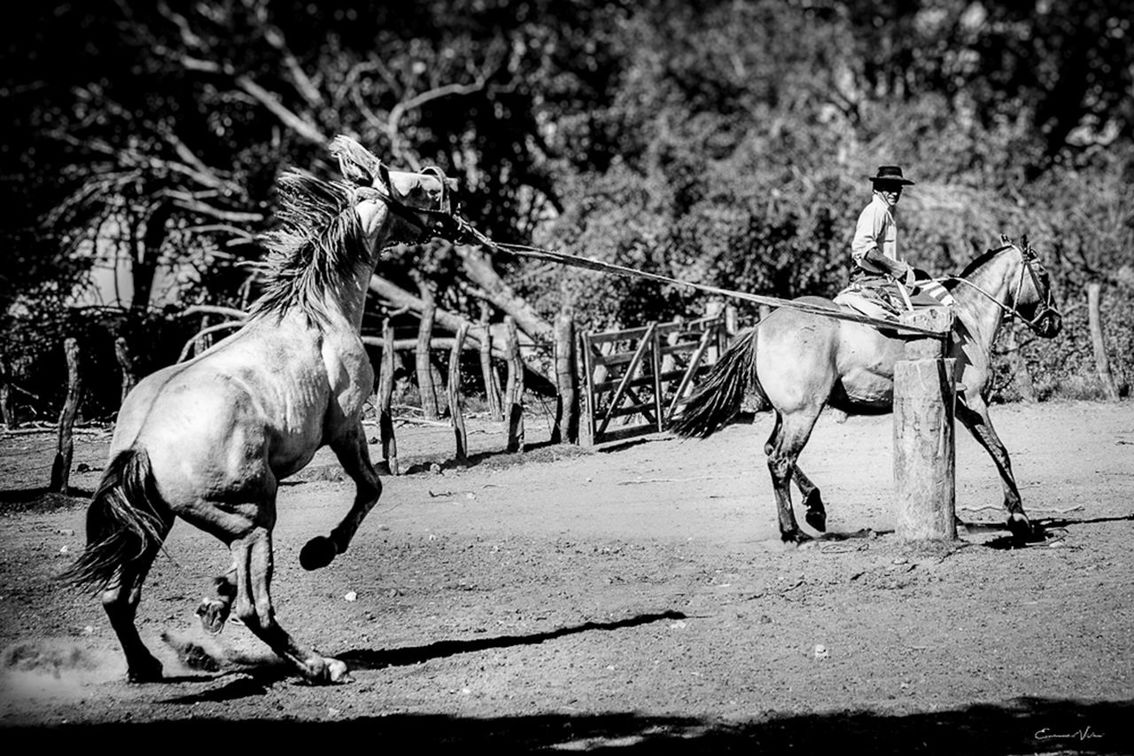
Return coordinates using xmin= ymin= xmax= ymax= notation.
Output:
xmin=449 ymin=218 xmax=948 ymax=339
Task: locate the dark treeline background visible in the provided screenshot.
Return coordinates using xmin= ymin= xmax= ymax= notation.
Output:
xmin=2 ymin=0 xmax=1131 ymax=421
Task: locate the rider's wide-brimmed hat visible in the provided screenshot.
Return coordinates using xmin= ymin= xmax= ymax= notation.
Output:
xmin=867 ymin=165 xmax=915 ymax=186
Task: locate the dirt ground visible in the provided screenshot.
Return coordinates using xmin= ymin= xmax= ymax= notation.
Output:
xmin=0 ymin=400 xmax=1131 ymax=753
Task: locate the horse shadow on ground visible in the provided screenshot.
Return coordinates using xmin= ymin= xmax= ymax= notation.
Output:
xmin=369 ymin=436 xmax=591 ymax=477
xmin=155 ymin=609 xmax=690 ymax=704
xmin=979 ymin=513 xmax=1134 ymax=551
xmin=17 ymin=696 xmax=1132 ymax=753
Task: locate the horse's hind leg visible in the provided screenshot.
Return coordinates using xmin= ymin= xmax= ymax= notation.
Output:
xmin=793 ymin=467 xmax=826 ymax=533
xmin=231 ymin=526 xmax=349 ymax=684
xmin=763 ymin=413 xmax=798 ymax=540
xmin=300 ymin=421 xmax=381 ymax=571
xmin=102 ymin=522 xmax=173 ymax=682
xmin=766 ymin=409 xmax=823 ymax=543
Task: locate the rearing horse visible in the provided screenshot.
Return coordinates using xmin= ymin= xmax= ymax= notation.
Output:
xmin=63 ymin=136 xmax=456 ymax=684
xmin=674 ymin=238 xmax=1062 ymax=543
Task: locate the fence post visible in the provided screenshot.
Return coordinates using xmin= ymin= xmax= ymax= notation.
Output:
xmin=704 ymin=300 xmax=725 ymax=362
xmin=50 ymin=337 xmax=84 ymax=493
xmin=478 ymin=302 xmax=503 ymax=421
xmin=578 ymin=330 xmax=595 ymax=447
xmin=893 ymin=307 xmax=957 ymax=542
xmin=504 ymin=316 xmax=525 ymax=452
xmin=552 ymin=310 xmax=578 ymax=444
xmin=412 ymin=273 xmax=440 ymax=419
xmin=1087 ymin=283 xmax=1120 ymax=400
xmin=448 ymin=321 xmax=470 ymax=463
xmin=724 ymin=305 xmax=739 ymax=338
xmin=378 ymin=317 xmax=400 ymax=475
xmin=114 ymin=336 xmax=137 ymax=405
xmin=0 ymin=357 xmax=15 ymax=429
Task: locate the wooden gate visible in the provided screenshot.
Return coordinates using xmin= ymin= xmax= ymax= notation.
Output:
xmin=579 ymin=315 xmax=728 ymax=446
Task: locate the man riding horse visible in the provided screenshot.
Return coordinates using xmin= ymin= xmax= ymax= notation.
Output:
xmin=847 ymin=165 xmax=935 ymax=312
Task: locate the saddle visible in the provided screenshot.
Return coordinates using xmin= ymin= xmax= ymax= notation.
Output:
xmin=833 ymin=273 xmax=954 ymax=321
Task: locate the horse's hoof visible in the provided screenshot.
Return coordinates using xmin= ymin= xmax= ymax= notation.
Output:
xmin=126 ymin=656 xmax=164 ymax=684
xmin=326 ymin=657 xmax=352 ymax=684
xmin=299 ymin=536 xmax=337 ymax=571
xmin=1006 ymin=514 xmax=1034 ymax=542
xmin=780 ymin=530 xmax=812 ymax=546
xmin=195 ymin=598 xmax=230 ymax=635
xmin=300 ymin=656 xmax=352 ymax=685
xmin=804 ymin=508 xmax=827 ymax=533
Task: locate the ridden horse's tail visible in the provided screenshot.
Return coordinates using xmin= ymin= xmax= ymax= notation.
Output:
xmin=672 ymin=326 xmax=763 ymax=439
xmin=59 ymin=447 xmax=168 ymax=591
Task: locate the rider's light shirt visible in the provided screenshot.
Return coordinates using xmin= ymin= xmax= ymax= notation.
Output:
xmin=851 ymin=193 xmax=901 ymax=276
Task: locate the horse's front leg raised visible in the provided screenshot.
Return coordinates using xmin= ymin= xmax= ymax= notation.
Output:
xmin=299 ymin=420 xmax=382 ymax=570
xmin=956 ymin=396 xmax=1033 ymax=540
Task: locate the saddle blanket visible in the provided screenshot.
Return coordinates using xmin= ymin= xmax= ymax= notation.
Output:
xmin=833 ymin=278 xmax=955 ymax=321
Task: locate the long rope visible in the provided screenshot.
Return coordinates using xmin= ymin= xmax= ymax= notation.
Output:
xmin=450 ymin=219 xmax=948 ymax=339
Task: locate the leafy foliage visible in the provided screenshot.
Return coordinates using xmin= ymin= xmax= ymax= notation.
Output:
xmin=2 ymin=0 xmax=1132 ymax=419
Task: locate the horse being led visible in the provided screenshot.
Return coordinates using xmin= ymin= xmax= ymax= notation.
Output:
xmin=62 ymin=136 xmax=457 ymax=684
xmin=674 ymin=238 xmax=1062 ymax=544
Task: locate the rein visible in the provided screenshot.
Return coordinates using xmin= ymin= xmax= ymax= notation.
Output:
xmin=942 ymin=243 xmax=1059 ymax=333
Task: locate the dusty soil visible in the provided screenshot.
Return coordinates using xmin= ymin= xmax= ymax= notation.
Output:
xmin=0 ymin=400 xmax=1131 ymax=753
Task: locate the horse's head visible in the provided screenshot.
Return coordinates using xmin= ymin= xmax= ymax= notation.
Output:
xmin=1013 ymin=239 xmax=1062 ymax=338
xmin=329 ymin=135 xmax=459 ymax=242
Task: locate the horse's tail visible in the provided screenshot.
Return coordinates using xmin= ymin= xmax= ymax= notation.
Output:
xmin=59 ymin=447 xmax=169 ymax=592
xmin=672 ymin=326 xmax=764 ymax=439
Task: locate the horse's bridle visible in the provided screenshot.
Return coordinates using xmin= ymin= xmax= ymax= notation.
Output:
xmin=354 ymin=163 xmax=458 ymax=240
xmin=945 ymin=241 xmax=1060 ymax=334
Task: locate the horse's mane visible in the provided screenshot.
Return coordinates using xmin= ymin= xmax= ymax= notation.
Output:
xmin=943 ymin=244 xmax=1010 ymax=290
xmin=249 ymin=169 xmax=367 ymax=323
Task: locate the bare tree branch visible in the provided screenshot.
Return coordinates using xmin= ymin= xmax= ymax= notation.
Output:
xmin=385 ymin=77 xmax=489 ymax=166
xmin=236 ymin=75 xmax=329 ymax=146
xmin=180 ymin=304 xmax=248 ymax=320
xmin=165 ymin=192 xmax=265 ymax=223
xmin=262 ymin=24 xmax=324 ymax=109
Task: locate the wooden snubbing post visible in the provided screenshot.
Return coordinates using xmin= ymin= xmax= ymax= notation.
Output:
xmin=50 ymin=337 xmax=84 ymax=493
xmin=893 ymin=307 xmax=957 ymax=541
xmin=377 ymin=318 xmax=399 ymax=475
xmin=448 ymin=321 xmax=470 ymax=463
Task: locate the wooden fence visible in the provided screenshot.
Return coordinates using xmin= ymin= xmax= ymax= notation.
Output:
xmin=365 ymin=312 xmax=577 ymax=474
xmin=578 ymin=311 xmax=733 ymax=446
